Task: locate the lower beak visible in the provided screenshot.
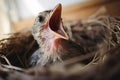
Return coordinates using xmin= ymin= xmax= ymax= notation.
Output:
xmin=46 ymin=4 xmax=68 ymax=40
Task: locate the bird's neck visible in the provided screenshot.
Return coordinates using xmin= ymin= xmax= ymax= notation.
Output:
xmin=37 ymin=29 xmax=65 ymax=65
xmin=40 ymin=30 xmax=62 ymax=51
xmin=40 ymin=37 xmax=62 ymax=54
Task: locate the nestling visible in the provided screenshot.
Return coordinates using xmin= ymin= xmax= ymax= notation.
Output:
xmin=30 ymin=4 xmax=85 ymax=66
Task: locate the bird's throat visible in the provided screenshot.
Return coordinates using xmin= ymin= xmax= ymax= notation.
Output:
xmin=40 ymin=28 xmax=63 ymax=54
xmin=38 ymin=34 xmax=63 ymax=65
xmin=54 ymin=38 xmax=62 ymax=48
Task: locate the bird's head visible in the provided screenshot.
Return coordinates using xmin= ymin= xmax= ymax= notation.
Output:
xmin=32 ymin=4 xmax=69 ymax=65
xmin=32 ymin=4 xmax=68 ymax=46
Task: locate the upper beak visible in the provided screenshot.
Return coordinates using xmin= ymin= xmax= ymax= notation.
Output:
xmin=46 ymin=4 xmax=68 ymax=40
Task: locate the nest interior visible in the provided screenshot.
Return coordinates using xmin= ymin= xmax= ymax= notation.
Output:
xmin=0 ymin=12 xmax=120 ymax=80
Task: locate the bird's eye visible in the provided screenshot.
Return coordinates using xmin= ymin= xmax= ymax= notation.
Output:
xmin=38 ymin=15 xmax=44 ymax=22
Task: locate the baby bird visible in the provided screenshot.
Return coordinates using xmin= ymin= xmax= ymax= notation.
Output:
xmin=30 ymin=4 xmax=85 ymax=66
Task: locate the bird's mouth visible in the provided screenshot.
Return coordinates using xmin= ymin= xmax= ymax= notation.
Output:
xmin=46 ymin=4 xmax=68 ymax=40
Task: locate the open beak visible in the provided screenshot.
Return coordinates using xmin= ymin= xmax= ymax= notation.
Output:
xmin=46 ymin=4 xmax=68 ymax=40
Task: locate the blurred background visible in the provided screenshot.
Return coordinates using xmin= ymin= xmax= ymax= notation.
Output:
xmin=0 ymin=0 xmax=120 ymax=39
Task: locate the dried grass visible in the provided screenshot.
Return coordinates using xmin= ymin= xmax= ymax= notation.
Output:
xmin=0 ymin=7 xmax=120 ymax=80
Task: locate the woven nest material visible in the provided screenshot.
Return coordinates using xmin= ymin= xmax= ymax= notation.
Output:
xmin=0 ymin=11 xmax=120 ymax=79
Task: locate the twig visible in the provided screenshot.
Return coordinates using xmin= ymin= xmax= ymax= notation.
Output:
xmin=0 ymin=54 xmax=24 ymax=71
xmin=1 ymin=64 xmax=25 ymax=71
xmin=0 ymin=54 xmax=11 ymax=65
xmin=0 ymin=37 xmax=19 ymax=42
xmin=58 ymin=53 xmax=95 ymax=66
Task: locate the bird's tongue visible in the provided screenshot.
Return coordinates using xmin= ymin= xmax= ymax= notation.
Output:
xmin=48 ymin=4 xmax=68 ymax=40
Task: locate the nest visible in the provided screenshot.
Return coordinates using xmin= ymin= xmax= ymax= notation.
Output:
xmin=0 ymin=9 xmax=120 ymax=80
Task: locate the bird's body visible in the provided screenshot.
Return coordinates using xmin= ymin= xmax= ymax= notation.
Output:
xmin=30 ymin=39 xmax=85 ymax=66
xmin=29 ymin=4 xmax=85 ymax=67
